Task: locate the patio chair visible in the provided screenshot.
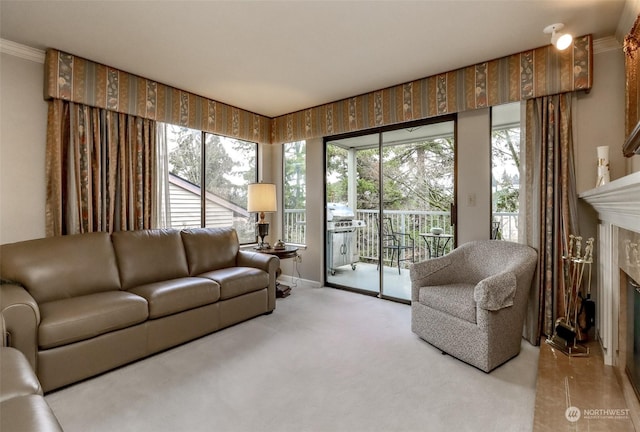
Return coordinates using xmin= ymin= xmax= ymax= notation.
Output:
xmin=491 ymin=221 xmax=502 ymax=239
xmin=410 ymin=240 xmax=537 ymax=372
xmin=376 ymin=217 xmax=415 ymax=274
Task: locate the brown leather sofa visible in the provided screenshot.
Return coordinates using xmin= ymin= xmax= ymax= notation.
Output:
xmin=0 ymin=227 xmax=279 ymax=394
xmin=0 ymin=317 xmax=63 ymax=431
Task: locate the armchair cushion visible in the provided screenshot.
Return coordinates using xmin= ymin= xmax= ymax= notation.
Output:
xmin=418 ymin=283 xmax=476 ymax=323
xmin=473 ymin=271 xmax=517 ymax=311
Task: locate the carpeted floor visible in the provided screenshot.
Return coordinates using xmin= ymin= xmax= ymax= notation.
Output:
xmin=45 ymin=285 xmax=539 ymax=432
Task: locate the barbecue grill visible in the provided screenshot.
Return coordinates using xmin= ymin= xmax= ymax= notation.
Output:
xmin=326 ymin=203 xmax=366 ymax=275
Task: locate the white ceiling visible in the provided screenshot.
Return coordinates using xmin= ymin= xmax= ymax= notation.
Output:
xmin=0 ymin=0 xmax=631 ymax=118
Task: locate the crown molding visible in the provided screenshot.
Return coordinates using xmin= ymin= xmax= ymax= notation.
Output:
xmin=593 ymin=35 xmax=622 ymax=54
xmin=0 ymin=39 xmax=45 ymax=63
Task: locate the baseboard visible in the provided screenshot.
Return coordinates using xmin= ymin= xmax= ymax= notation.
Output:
xmin=278 ymin=275 xmax=321 ymax=289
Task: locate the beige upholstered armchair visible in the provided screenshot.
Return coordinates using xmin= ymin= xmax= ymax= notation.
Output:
xmin=410 ymin=240 xmax=537 ymax=372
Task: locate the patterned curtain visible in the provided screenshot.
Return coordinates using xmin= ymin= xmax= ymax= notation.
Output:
xmin=522 ymin=93 xmax=579 ymax=345
xmin=46 ymin=99 xmax=156 ymax=235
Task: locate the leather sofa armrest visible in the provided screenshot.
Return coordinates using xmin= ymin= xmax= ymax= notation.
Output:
xmin=237 ymin=250 xmax=280 ymax=311
xmin=237 ymin=250 xmax=279 ymax=273
xmin=0 ymin=284 xmax=40 ymax=371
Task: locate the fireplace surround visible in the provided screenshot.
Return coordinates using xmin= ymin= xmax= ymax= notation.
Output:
xmin=580 ymin=170 xmax=640 ymax=426
xmin=626 ymin=275 xmax=640 ymax=400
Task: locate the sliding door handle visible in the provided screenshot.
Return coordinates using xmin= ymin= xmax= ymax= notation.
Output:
xmin=450 ymin=202 xmax=456 ymax=226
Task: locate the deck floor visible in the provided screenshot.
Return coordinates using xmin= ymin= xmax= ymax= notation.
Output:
xmin=326 ymin=261 xmax=412 ymax=301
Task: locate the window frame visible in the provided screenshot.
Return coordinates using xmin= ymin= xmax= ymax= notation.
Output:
xmin=282 ymin=140 xmax=307 ymax=246
xmin=158 ymin=122 xmax=259 ymax=245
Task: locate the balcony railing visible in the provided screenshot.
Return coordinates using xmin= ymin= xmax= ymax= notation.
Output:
xmin=284 ymin=209 xmax=518 ymax=263
xmin=283 ymin=209 xmax=306 ymax=245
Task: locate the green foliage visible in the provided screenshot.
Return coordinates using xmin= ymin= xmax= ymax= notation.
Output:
xmin=326 ymin=136 xmax=455 ymax=212
xmin=167 ymin=126 xmax=256 ymax=208
xmin=491 ymin=127 xmax=520 ymax=213
xmin=284 ymin=141 xmax=306 ymax=209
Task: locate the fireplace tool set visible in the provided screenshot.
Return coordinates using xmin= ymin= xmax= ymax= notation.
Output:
xmin=546 ymin=235 xmax=595 ymax=356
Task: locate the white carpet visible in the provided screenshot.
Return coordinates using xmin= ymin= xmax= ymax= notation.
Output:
xmin=45 ymin=285 xmax=539 ymax=432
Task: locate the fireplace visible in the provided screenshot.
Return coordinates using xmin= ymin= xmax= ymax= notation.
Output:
xmin=627 ymin=275 xmax=640 ymax=400
xmin=580 ymin=170 xmax=640 ymax=425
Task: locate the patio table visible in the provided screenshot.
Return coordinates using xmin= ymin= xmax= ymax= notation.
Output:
xmin=419 ymin=233 xmax=453 ymax=258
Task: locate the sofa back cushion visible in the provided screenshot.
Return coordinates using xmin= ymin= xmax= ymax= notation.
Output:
xmin=111 ymin=229 xmax=189 ymax=289
xmin=181 ymin=227 xmax=239 ymax=275
xmin=0 ymin=232 xmax=121 ymax=303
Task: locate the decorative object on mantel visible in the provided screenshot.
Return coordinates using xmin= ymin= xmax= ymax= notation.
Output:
xmin=623 ymin=14 xmax=640 ymax=157
xmin=624 ymin=239 xmax=640 ymax=269
xmin=596 ymin=145 xmax=611 ymax=186
xmin=546 ymin=235 xmax=594 ymax=357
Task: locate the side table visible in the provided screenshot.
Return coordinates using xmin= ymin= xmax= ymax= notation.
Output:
xmin=256 ymin=246 xmax=298 ymax=298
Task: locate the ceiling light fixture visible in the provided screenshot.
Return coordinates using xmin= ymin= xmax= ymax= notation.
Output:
xmin=544 ymin=23 xmax=573 ymax=51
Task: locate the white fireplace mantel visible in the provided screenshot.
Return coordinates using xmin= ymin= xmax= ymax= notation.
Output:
xmin=579 ymin=171 xmax=640 ymax=367
xmin=580 ymin=171 xmax=640 ymax=233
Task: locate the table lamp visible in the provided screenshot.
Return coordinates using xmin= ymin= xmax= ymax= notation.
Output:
xmin=247 ymin=182 xmax=277 ymax=249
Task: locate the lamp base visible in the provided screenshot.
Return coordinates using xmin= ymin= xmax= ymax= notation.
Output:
xmin=255 ymin=223 xmax=269 ymax=250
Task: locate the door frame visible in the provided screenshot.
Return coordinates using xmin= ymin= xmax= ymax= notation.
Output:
xmin=323 ymin=114 xmax=458 ymax=302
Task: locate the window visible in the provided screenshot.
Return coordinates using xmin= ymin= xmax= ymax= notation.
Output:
xmin=491 ymin=103 xmax=521 ymax=242
xmin=283 ymin=141 xmax=306 ymax=245
xmin=157 ymin=123 xmax=258 ymax=244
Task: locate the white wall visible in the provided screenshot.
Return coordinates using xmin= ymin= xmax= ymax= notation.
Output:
xmin=575 ymin=46 xmax=627 ymax=193
xmin=0 ymin=52 xmax=48 ymax=244
xmin=456 ymin=108 xmax=491 ymax=244
xmin=0 ymin=42 xmax=631 ymax=287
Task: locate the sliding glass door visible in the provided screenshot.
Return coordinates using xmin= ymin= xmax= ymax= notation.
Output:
xmin=325 ymin=118 xmax=456 ymax=302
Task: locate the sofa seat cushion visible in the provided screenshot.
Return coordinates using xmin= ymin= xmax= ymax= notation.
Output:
xmin=128 ymin=277 xmax=221 ymax=319
xmin=199 ymin=267 xmax=268 ymax=300
xmin=0 ymin=348 xmax=42 ymax=402
xmin=418 ymin=283 xmax=477 ymax=324
xmin=38 ymin=291 xmax=149 ymax=350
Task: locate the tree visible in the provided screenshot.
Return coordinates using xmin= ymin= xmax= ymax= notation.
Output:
xmin=491 ymin=127 xmax=520 ymax=213
xmin=284 ymin=141 xmax=306 ymax=209
xmin=325 ymin=136 xmax=455 ymax=213
xmin=168 ymin=126 xmax=255 ymax=208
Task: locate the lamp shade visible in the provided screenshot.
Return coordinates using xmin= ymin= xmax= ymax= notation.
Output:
xmin=247 ymin=183 xmax=277 ymax=213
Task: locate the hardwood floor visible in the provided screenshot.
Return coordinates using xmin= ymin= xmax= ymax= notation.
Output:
xmin=533 ymin=338 xmax=636 ymax=431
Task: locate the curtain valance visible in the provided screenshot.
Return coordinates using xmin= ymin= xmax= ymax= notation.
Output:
xmin=271 ymin=35 xmax=592 ymax=144
xmin=45 ymin=35 xmax=592 ymax=147
xmin=44 ymin=49 xmax=272 ymax=144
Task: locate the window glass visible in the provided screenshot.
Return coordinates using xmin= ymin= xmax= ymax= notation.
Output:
xmin=283 ymin=141 xmax=306 ymax=244
xmin=158 ymin=123 xmax=257 ymax=243
xmin=204 ymin=133 xmax=257 ymax=243
xmin=165 ymin=124 xmax=202 ymax=228
xmin=491 ymin=103 xmax=521 ymax=241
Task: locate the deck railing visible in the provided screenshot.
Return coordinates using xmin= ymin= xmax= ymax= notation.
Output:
xmin=283 ymin=209 xmax=306 ymax=245
xmin=283 ymin=209 xmax=518 ymax=263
